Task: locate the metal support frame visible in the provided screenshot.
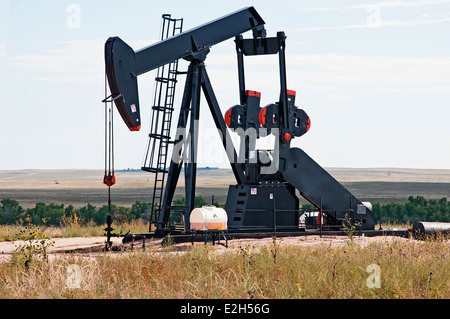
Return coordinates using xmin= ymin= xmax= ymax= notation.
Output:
xmin=104 ymin=6 xmax=377 ymax=239
xmin=143 ymin=14 xmax=184 ymax=231
xmin=156 ymin=50 xmax=244 ymax=234
xmin=190 ymin=230 xmax=228 ymax=247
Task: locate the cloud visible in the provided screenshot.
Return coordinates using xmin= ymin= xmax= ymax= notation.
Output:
xmin=188 ymin=52 xmax=450 ymax=98
xmin=6 ymin=39 xmax=450 ymax=99
xmin=294 ymin=1 xmax=450 ymax=31
xmin=286 ymin=54 xmax=450 ymax=93
xmin=6 ymin=38 xmax=156 ymax=83
xmin=325 ymin=94 xmax=355 ymax=100
xmin=293 ymin=15 xmax=450 ymax=32
xmin=0 ymin=42 xmax=6 ymax=57
xmin=299 ymin=0 xmax=450 ymax=12
xmin=7 ymin=39 xmax=103 ymax=83
xmin=207 ymin=52 xmax=450 ymax=93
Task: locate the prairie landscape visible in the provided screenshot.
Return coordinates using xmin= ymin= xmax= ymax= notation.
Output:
xmin=0 ymin=232 xmax=448 ymax=299
xmin=1 ymin=167 xmax=449 ymax=208
xmin=0 ymin=167 xmax=449 ymax=300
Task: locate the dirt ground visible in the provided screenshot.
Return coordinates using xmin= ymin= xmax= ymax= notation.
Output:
xmin=0 ymin=168 xmax=448 ymax=260
xmin=134 ymin=232 xmax=420 ymax=254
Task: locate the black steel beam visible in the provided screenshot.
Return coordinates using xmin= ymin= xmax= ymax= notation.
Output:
xmin=184 ymin=60 xmax=202 ymax=230
xmin=134 ymin=7 xmax=265 ymax=75
xmin=200 ymin=66 xmax=246 ymax=185
xmin=157 ymin=63 xmax=194 ymax=232
xmin=280 ymin=147 xmax=376 ymax=230
xmin=105 ymin=7 xmax=264 ymax=131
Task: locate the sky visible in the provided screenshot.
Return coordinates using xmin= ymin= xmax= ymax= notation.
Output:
xmin=0 ymin=0 xmax=449 ymax=170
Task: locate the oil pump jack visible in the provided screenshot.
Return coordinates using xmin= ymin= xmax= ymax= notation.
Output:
xmin=104 ymin=7 xmax=376 ymax=238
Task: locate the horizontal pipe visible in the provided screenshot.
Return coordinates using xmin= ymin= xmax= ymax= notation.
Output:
xmin=412 ymin=221 xmax=450 ymax=239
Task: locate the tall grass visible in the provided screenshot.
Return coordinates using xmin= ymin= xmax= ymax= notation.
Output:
xmin=0 ymin=220 xmax=149 ymax=241
xmin=0 ymin=237 xmax=448 ymax=299
xmin=1 ymin=222 xmax=409 ymax=242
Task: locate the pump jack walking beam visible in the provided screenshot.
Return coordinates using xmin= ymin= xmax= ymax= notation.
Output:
xmin=105 ymin=7 xmax=265 ymax=131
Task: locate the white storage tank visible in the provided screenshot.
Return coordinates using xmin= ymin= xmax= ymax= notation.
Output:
xmin=189 ymin=206 xmax=228 ymax=231
xmin=362 ymin=202 xmax=372 ymax=211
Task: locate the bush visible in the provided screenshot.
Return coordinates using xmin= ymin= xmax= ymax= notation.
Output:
xmin=0 ymin=199 xmax=24 ymax=225
xmin=372 ymin=196 xmax=449 ymax=224
xmin=0 ymin=195 xmax=448 ymax=227
xmin=26 ymin=202 xmax=65 ymax=226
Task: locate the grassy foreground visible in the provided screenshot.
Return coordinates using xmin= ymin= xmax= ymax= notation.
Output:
xmin=0 ymin=220 xmax=150 ymax=241
xmin=0 ymin=235 xmax=448 ymax=299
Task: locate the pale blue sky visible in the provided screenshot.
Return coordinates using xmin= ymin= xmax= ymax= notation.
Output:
xmin=1 ymin=0 xmax=449 ymax=170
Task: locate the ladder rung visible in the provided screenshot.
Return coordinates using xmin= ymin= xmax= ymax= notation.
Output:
xmin=149 ymin=133 xmax=171 ymax=140
xmin=155 ymin=77 xmax=177 ymax=83
xmin=152 ymin=105 xmax=174 ymax=111
xmin=148 ymin=15 xmax=183 ymax=226
xmin=141 ymin=167 xmax=169 ymax=174
xmin=166 ymin=205 xmax=188 ymax=210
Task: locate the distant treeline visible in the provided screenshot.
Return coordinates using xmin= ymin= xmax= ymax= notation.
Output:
xmin=0 ymin=195 xmax=448 ymax=227
xmin=0 ymin=196 xmax=214 ymax=227
xmin=372 ymin=196 xmax=450 ymax=224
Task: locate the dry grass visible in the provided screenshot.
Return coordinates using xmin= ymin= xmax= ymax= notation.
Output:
xmin=0 ymin=220 xmax=149 ymax=242
xmin=0 ymin=236 xmax=448 ymax=299
xmin=1 ymin=169 xmax=448 ymax=299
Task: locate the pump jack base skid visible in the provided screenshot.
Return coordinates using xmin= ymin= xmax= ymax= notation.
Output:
xmin=121 ymin=228 xmax=409 ymax=245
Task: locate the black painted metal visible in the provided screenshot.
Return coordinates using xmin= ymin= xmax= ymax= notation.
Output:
xmin=201 ymin=67 xmax=246 ymax=185
xmin=134 ymin=7 xmax=264 ymax=75
xmin=142 ymin=15 xmax=184 ymax=231
xmin=225 ymin=183 xmax=299 ymax=229
xmin=104 ymin=7 xmax=264 ymax=131
xmin=276 ymin=32 xmax=290 ymax=138
xmin=227 ymin=28 xmax=376 ymax=231
xmin=104 ymin=37 xmax=141 ymax=130
xmin=280 ymin=147 xmax=376 ymax=230
xmin=156 ymin=62 xmax=195 ymax=232
xmin=105 ymin=6 xmax=378 ymax=238
xmin=156 ymin=58 xmax=245 ymax=234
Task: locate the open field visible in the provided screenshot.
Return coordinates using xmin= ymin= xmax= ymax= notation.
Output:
xmin=0 ymin=233 xmax=448 ymax=299
xmin=0 ymin=168 xmax=449 ymax=300
xmin=0 ymin=168 xmax=449 ymax=208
